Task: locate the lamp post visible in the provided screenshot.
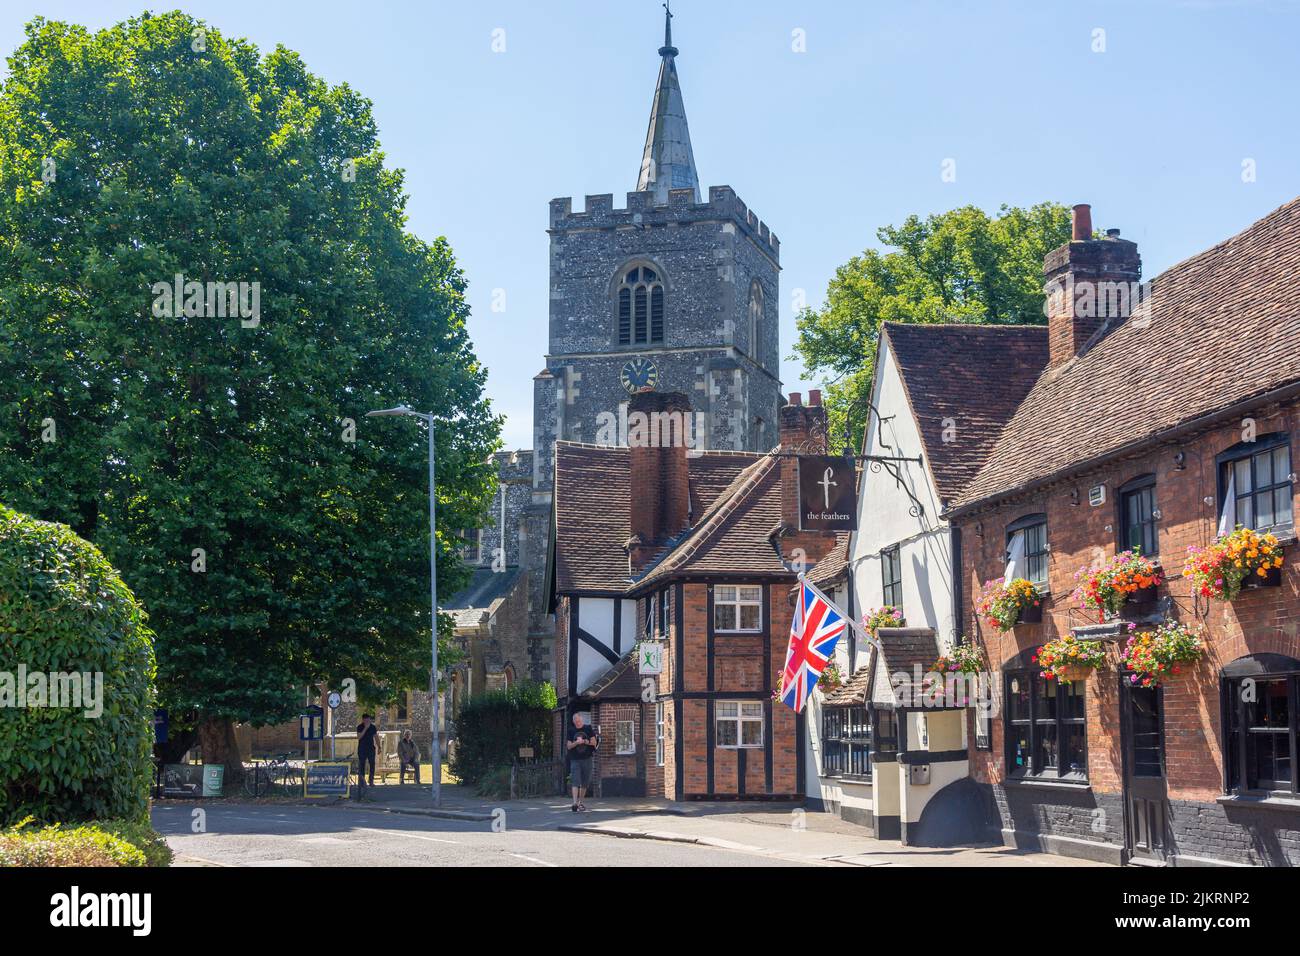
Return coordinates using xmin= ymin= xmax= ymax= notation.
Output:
xmin=366 ymin=404 xmax=441 ymax=807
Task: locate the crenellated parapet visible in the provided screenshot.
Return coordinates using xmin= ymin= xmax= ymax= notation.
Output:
xmin=548 ymin=185 xmax=780 ymax=263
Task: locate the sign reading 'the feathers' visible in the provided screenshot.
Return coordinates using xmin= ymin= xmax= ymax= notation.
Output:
xmin=797 ymin=456 xmax=857 ymax=532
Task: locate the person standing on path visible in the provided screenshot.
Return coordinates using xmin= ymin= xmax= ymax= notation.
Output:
xmin=566 ymin=713 xmax=600 ymax=812
xmin=356 ymin=713 xmax=378 ymax=791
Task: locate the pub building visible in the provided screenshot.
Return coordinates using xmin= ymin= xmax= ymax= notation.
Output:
xmin=944 ymin=199 xmax=1300 ymax=865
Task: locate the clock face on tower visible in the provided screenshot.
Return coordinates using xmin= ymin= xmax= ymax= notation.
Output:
xmin=620 ymin=357 xmax=659 ymax=394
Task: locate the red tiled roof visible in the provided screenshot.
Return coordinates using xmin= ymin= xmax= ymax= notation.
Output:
xmin=635 ymin=454 xmax=787 ymax=588
xmin=883 ymin=322 xmax=1048 ymax=504
xmin=823 ymin=663 xmax=872 ymax=705
xmin=552 ymin=443 xmax=762 ymax=593
xmin=950 ymin=196 xmax=1300 ymax=512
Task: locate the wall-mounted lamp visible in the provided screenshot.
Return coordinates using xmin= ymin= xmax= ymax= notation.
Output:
xmin=1069 ymin=489 xmax=1080 ymax=506
xmin=975 ymin=521 xmax=984 ymax=538
xmin=1173 ymin=451 xmax=1187 ymax=472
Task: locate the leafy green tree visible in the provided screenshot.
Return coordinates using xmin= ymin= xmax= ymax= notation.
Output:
xmin=0 ymin=506 xmax=156 ymax=825
xmin=0 ymin=13 xmax=500 ymax=780
xmin=792 ymin=203 xmax=1071 ymax=450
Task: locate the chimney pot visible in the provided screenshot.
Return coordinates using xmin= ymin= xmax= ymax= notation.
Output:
xmin=808 ymin=389 xmax=822 ymax=406
xmin=788 ymin=392 xmax=802 ymax=407
xmin=1106 ymin=228 xmax=1121 ymax=238
xmin=1072 ymin=204 xmax=1092 ymax=241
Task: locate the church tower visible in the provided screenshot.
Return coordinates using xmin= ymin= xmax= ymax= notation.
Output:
xmin=532 ymin=5 xmax=783 ymax=493
xmin=499 ymin=7 xmax=782 ymax=681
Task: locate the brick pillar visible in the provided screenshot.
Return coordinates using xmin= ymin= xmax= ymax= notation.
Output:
xmin=1044 ymin=203 xmax=1142 ymax=368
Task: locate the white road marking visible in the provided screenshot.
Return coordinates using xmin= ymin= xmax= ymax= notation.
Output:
xmin=356 ymin=826 xmax=460 ymax=845
xmin=507 ymin=853 xmax=559 ymax=867
xmin=246 ymin=858 xmax=313 ymax=866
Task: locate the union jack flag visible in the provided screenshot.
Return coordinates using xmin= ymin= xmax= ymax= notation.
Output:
xmin=779 ymin=581 xmax=846 ymax=713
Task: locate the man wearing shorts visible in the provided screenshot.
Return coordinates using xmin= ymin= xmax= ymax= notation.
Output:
xmin=566 ymin=713 xmax=599 ymax=812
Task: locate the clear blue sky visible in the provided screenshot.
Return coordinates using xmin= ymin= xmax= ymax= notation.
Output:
xmin=4 ymin=1 xmax=1298 ymax=448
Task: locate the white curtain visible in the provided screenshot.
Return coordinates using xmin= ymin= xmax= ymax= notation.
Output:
xmin=1218 ymin=471 xmax=1236 ymax=536
xmin=1004 ymin=531 xmax=1026 ymax=580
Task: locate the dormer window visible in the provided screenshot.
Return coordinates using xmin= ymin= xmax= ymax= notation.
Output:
xmin=617 ymin=265 xmax=665 ymax=345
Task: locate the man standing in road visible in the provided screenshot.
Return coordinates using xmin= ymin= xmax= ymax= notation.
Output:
xmin=566 ymin=713 xmax=600 ymax=812
xmin=356 ymin=713 xmax=379 ymax=792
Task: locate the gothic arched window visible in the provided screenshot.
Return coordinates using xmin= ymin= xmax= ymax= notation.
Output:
xmin=617 ymin=265 xmax=665 ymax=345
xmin=748 ymin=280 xmax=764 ymax=358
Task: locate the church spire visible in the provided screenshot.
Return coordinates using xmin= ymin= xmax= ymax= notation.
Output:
xmin=637 ymin=2 xmax=699 ymax=205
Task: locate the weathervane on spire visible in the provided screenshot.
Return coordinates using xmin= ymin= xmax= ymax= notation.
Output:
xmin=660 ymin=1 xmax=678 ymax=57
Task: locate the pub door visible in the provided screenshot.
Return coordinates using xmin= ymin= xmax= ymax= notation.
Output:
xmin=1120 ymin=675 xmax=1168 ymax=864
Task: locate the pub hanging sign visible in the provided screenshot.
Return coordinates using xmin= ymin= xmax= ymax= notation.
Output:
xmin=798 ymin=455 xmax=857 ymax=532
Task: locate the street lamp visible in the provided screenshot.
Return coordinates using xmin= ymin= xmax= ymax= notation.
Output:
xmin=366 ymin=404 xmax=441 ymax=807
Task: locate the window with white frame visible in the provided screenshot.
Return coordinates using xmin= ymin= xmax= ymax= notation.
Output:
xmin=713 ymin=585 xmax=762 ymax=632
xmin=615 ymin=720 xmax=635 ymax=755
xmin=655 ymin=702 xmax=666 ymax=766
xmin=716 ymin=701 xmax=763 ymax=748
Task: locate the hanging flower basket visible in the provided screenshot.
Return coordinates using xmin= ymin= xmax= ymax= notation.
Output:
xmin=1121 ymin=622 xmax=1205 ymax=688
xmin=1072 ymin=550 xmax=1162 ymax=620
xmin=1055 ymin=663 xmax=1095 ymax=682
xmin=1182 ymin=526 xmax=1284 ymax=601
xmin=977 ymin=578 xmax=1043 ymax=632
xmin=1036 ymin=635 xmax=1107 ymax=682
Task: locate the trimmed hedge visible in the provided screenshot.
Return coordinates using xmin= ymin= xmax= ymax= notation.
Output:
xmin=450 ymin=681 xmax=556 ymax=785
xmin=0 ymin=505 xmax=158 ymax=825
xmin=0 ymin=818 xmax=147 ymax=867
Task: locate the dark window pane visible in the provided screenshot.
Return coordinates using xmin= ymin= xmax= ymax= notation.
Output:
xmin=1063 ymin=723 xmax=1087 ymax=776
xmin=1061 ymin=680 xmax=1086 ymax=719
xmin=1010 ymin=724 xmax=1031 ymax=772
xmin=1038 ymin=722 xmax=1059 ymax=772
xmin=1036 ymin=677 xmax=1059 ymax=721
xmin=1130 ymin=686 xmax=1162 ymax=777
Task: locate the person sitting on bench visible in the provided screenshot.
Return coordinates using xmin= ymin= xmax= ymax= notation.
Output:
xmin=398 ymin=729 xmax=421 ymax=785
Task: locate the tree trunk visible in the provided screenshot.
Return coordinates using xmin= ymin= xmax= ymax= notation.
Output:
xmin=197 ymin=715 xmax=245 ymax=791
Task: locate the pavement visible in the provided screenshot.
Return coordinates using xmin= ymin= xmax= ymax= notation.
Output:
xmin=153 ymin=782 xmax=1109 ymax=868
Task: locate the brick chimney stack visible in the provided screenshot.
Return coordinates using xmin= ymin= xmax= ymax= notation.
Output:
xmin=626 ymin=390 xmax=692 ymax=570
xmin=1044 ymin=203 xmax=1141 ymax=368
xmin=779 ymin=390 xmax=828 ymax=531
xmin=775 ymin=390 xmax=842 ymax=568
